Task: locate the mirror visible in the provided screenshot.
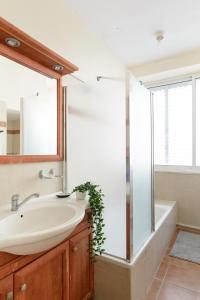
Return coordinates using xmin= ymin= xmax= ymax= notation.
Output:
xmin=0 ymin=17 xmax=78 ymax=163
xmin=0 ymin=56 xmax=57 ymax=156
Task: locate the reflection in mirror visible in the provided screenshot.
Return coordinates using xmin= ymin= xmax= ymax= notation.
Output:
xmin=0 ymin=55 xmax=57 ymax=156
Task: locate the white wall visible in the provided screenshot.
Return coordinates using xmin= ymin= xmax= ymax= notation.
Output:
xmin=1 ymin=0 xmax=126 ymax=257
xmin=155 ymin=172 xmax=200 ymax=229
xmin=0 ymin=101 xmax=6 ymax=122
xmin=130 ymin=48 xmax=200 ymax=78
xmin=0 ymin=100 xmax=7 ymax=155
xmin=0 ymin=56 xmax=56 ymax=111
xmin=21 ymin=88 xmax=57 ymax=155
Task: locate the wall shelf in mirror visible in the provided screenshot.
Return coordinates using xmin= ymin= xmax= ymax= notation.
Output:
xmin=0 ymin=17 xmax=78 ymax=164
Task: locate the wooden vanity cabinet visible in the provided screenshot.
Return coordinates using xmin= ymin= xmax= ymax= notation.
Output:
xmin=0 ymin=213 xmax=94 ymax=300
xmin=0 ymin=275 xmax=13 ymax=300
xmin=69 ymin=229 xmax=93 ymax=300
xmin=14 ymin=241 xmax=69 ymax=300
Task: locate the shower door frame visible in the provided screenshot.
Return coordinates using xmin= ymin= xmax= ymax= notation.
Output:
xmin=126 ymin=72 xmax=155 ymax=262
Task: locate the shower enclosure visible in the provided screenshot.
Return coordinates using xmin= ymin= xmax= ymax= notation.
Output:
xmin=63 ymin=73 xmax=154 ymax=262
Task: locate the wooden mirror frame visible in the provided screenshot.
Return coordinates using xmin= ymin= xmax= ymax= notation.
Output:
xmin=0 ymin=17 xmax=78 ymax=163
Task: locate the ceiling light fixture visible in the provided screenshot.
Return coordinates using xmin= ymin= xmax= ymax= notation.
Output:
xmin=53 ymin=64 xmax=64 ymax=72
xmin=5 ymin=37 xmax=21 ymax=48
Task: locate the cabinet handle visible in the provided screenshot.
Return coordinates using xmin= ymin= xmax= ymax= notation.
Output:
xmin=6 ymin=291 xmax=13 ymax=300
xmin=73 ymin=246 xmax=78 ymax=252
xmin=20 ymin=283 xmax=27 ymax=292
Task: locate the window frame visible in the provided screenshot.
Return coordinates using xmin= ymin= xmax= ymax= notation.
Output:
xmin=150 ymin=76 xmax=200 ymax=174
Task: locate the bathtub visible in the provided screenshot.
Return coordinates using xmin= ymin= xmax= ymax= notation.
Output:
xmin=131 ymin=200 xmax=176 ymax=263
xmin=155 ymin=203 xmax=169 ymax=225
xmin=155 ymin=200 xmax=176 ymax=229
xmin=130 ymin=200 xmax=177 ymax=300
xmin=94 ymin=200 xmax=177 ymax=300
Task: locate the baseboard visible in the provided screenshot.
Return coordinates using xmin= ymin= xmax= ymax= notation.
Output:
xmin=177 ymin=223 xmax=200 ymax=234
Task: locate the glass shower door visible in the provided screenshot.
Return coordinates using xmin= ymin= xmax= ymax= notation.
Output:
xmin=129 ymin=77 xmax=153 ymax=257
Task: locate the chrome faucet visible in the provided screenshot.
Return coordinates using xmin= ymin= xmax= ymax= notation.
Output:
xmin=11 ymin=193 xmax=40 ymax=212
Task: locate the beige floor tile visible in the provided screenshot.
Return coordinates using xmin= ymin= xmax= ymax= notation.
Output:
xmin=157 ymin=282 xmax=200 ymax=300
xmin=155 ymin=261 xmax=168 ymax=281
xmin=146 ymin=279 xmax=162 ymax=300
xmin=146 ymin=230 xmax=200 ymax=300
xmin=166 ymin=256 xmax=200 ymax=273
xmin=165 ymin=265 xmax=200 ymax=292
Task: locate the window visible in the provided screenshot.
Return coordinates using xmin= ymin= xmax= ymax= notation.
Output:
xmin=152 ymin=78 xmax=200 ymax=170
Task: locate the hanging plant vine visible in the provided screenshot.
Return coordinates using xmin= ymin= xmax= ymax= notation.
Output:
xmin=73 ymin=182 xmax=106 ymax=259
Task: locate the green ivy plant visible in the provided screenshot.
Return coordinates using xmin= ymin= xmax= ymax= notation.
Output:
xmin=72 ymin=181 xmax=106 ymax=259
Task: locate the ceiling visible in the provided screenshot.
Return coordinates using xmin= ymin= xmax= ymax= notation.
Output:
xmin=65 ymin=0 xmax=200 ymax=66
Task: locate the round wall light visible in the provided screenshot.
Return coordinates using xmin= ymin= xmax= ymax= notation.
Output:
xmin=53 ymin=64 xmax=64 ymax=72
xmin=5 ymin=37 xmax=21 ymax=48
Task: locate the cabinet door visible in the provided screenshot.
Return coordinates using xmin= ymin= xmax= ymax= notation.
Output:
xmin=0 ymin=275 xmax=13 ymax=300
xmin=69 ymin=229 xmax=93 ymax=300
xmin=14 ymin=241 xmax=69 ymax=300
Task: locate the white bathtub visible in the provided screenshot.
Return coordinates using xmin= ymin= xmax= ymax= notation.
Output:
xmin=155 ymin=200 xmax=176 ymax=229
xmin=131 ymin=200 xmax=177 ymax=300
xmin=155 ymin=204 xmax=168 ymax=224
xmin=94 ymin=200 xmax=177 ymax=300
xmin=131 ymin=200 xmax=176 ymax=265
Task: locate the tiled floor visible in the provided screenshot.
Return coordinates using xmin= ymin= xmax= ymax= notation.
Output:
xmin=146 ymin=229 xmax=200 ymax=300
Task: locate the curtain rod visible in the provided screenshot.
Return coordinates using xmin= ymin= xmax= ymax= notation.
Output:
xmin=69 ymin=74 xmax=86 ymax=84
xmin=144 ymin=71 xmax=200 ymax=89
xmin=147 ymin=78 xmax=192 ymax=90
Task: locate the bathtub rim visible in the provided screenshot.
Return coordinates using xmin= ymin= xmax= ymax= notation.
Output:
xmin=97 ymin=200 xmax=176 ymax=268
xmin=155 ymin=200 xmax=176 ymax=230
xmin=133 ymin=200 xmax=176 ymax=259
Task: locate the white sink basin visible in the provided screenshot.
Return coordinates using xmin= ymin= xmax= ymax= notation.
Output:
xmin=0 ymin=195 xmax=86 ymax=255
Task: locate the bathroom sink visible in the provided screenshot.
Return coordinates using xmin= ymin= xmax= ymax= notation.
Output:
xmin=0 ymin=195 xmax=86 ymax=255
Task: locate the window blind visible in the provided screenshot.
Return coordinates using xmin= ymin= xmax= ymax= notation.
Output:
xmin=152 ymin=81 xmax=193 ymax=166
